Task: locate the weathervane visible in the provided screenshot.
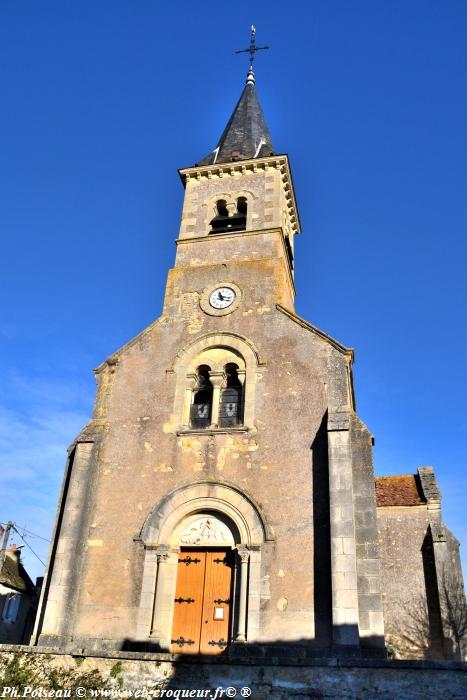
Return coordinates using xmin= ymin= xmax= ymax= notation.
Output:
xmin=235 ymin=26 xmax=269 ymax=68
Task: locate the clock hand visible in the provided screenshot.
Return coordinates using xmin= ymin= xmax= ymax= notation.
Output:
xmin=218 ymin=292 xmax=225 ymax=301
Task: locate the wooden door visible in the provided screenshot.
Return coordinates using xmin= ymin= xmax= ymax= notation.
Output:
xmin=171 ymin=551 xmax=206 ymax=653
xmin=171 ymin=549 xmax=233 ymax=655
xmin=199 ymin=551 xmax=233 ymax=654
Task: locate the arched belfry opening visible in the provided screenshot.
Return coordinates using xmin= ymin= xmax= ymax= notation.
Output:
xmin=209 ymin=197 xmax=248 ymax=233
xmin=136 ymin=482 xmax=272 ymax=654
xmin=219 ymin=363 xmax=243 ymax=427
xmin=236 ymin=196 xmax=247 ymax=226
xmin=190 ymin=365 xmax=213 ymax=428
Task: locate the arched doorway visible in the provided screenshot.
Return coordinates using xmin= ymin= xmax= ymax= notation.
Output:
xmin=136 ymin=482 xmax=272 ymax=653
xmin=171 ymin=513 xmax=238 ymax=655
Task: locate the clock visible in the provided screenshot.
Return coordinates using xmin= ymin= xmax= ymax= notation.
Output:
xmin=209 ymin=287 xmax=236 ymax=309
xmin=200 ymin=282 xmax=241 ymax=316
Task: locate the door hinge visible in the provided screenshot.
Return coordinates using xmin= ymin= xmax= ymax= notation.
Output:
xmin=171 ymin=637 xmax=195 ymax=647
xmin=179 ymin=556 xmax=201 ymax=566
xmin=208 ymin=638 xmax=228 ymax=647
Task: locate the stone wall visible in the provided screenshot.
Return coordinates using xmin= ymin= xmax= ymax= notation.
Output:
xmin=0 ymin=648 xmax=465 ymax=700
xmin=377 ymin=504 xmax=441 ymax=657
xmin=36 ymin=294 xmax=356 ymax=649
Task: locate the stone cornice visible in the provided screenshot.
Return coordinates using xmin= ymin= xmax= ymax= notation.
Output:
xmin=179 ymin=154 xmax=300 ymax=235
xmin=176 ymin=227 xmax=280 ymax=245
xmin=375 ymin=504 xmax=430 ymax=511
xmin=176 ymin=427 xmax=250 ymax=436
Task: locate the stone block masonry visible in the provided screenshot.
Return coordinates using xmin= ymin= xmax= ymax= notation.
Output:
xmin=0 ymin=648 xmax=466 ymax=700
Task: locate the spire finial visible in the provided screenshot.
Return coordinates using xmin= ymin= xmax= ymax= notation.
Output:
xmin=235 ymin=26 xmax=270 ymax=83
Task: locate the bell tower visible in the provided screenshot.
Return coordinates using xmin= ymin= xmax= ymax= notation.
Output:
xmin=166 ymin=64 xmax=300 ymax=318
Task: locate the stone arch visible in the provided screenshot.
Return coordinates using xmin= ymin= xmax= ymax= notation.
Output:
xmin=169 ymin=331 xmax=263 ymax=371
xmin=136 ymin=481 xmax=273 ymax=648
xmin=203 ymin=189 xmax=258 ymax=233
xmin=140 ymin=480 xmax=271 ymax=547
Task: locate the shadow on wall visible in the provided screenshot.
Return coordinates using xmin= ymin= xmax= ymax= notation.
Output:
xmin=119 ymin=626 xmax=383 ymax=659
xmin=110 ymin=635 xmax=467 ymax=700
xmin=311 ymin=411 xmax=333 ymax=649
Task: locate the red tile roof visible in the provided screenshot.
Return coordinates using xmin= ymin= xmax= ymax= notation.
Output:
xmin=375 ymin=475 xmax=425 ymax=507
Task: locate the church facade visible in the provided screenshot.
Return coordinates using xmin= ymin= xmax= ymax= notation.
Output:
xmin=33 ymin=65 xmax=465 ymax=660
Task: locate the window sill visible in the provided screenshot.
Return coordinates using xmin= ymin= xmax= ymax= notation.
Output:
xmin=176 ymin=426 xmax=249 ymax=436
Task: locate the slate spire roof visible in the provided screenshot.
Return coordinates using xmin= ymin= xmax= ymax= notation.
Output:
xmin=197 ymin=68 xmax=275 ymax=166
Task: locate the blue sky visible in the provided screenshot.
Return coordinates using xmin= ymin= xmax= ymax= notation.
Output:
xmin=1 ymin=1 xmax=466 ymax=582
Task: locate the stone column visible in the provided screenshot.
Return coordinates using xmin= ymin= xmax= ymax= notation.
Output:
xmin=327 ymin=411 xmax=360 ymax=647
xmin=209 ymin=371 xmax=225 ymax=428
xmin=245 ymin=546 xmax=262 ymax=642
xmin=236 ymin=546 xmax=250 ymax=642
xmin=237 ymin=370 xmax=246 ymax=424
xmin=150 ymin=546 xmax=171 ymax=639
xmin=182 ymin=374 xmax=197 ymax=428
xmin=135 ymin=548 xmax=159 ymax=639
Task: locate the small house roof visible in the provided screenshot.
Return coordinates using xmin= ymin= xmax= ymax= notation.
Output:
xmin=0 ymin=548 xmax=35 ymax=594
xmin=375 ymin=474 xmax=426 ymax=507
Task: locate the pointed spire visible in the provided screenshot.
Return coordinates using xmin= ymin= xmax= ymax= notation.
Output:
xmin=197 ymin=69 xmax=275 ymax=166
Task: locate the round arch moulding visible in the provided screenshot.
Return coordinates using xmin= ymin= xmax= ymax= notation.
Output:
xmin=167 ymin=331 xmax=265 ymax=374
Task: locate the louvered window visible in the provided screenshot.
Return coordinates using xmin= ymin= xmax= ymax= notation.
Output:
xmin=190 ymin=365 xmax=213 ymax=428
xmin=219 ymin=364 xmax=243 ymax=427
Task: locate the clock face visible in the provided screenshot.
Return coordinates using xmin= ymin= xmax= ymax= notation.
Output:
xmin=209 ymin=287 xmax=236 ymax=309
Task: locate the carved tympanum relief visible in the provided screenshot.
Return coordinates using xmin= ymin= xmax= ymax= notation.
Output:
xmin=179 ymin=516 xmax=235 ymax=546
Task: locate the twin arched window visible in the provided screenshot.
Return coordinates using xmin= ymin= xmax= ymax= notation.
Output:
xmin=190 ymin=363 xmax=244 ymax=429
xmin=210 ymin=197 xmax=247 ymax=234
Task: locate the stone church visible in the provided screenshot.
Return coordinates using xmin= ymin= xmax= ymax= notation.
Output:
xmin=32 ymin=61 xmax=465 ymax=661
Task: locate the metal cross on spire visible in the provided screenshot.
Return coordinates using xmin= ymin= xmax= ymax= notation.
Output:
xmin=235 ymin=26 xmax=269 ymax=68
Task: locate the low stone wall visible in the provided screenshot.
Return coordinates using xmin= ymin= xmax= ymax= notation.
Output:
xmin=0 ymin=647 xmax=465 ymax=700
